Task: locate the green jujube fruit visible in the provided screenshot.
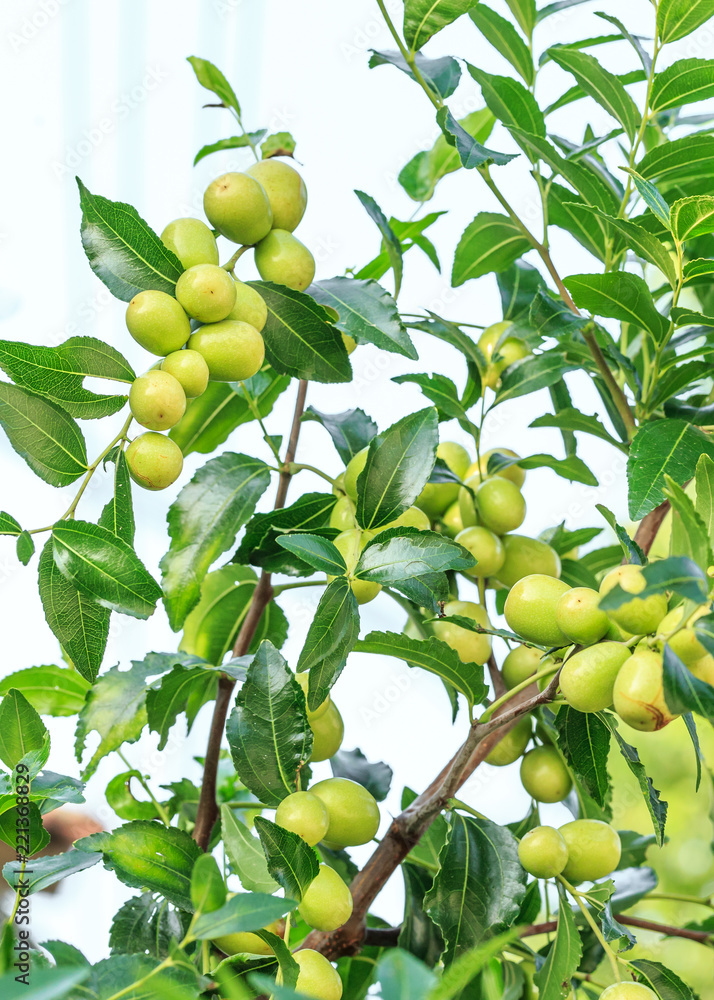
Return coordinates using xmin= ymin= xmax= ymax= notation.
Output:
xmin=160 ymin=217 xmax=218 ymax=269
xmin=494 ymin=534 xmax=561 ymax=589
xmin=431 ymin=600 xmax=492 ymax=665
xmin=129 ymin=370 xmax=186 ymax=431
xmin=559 ymin=642 xmax=631 ymax=713
xmin=559 ymin=819 xmax=621 ymax=883
xmin=520 ymin=746 xmax=572 ymax=803
xmin=126 ymin=432 xmax=183 ymax=491
xmin=599 ymin=565 xmax=668 ymax=636
xmin=160 ymin=350 xmax=209 ymax=398
xmin=175 ymin=263 xmax=237 ymax=324
xmin=188 ymin=320 xmax=265 ymax=382
xmin=504 ymin=575 xmax=571 ymax=647
xmin=309 ymin=777 xmax=380 ymax=848
xmin=309 ymin=701 xmax=345 ymax=762
xmin=227 ymin=278 xmax=268 ymax=330
xmin=125 ymin=289 xmax=191 ymax=355
xmin=485 ymin=716 xmax=532 ymax=766
xmin=455 ymin=525 xmax=505 ymax=578
xmin=612 ymin=648 xmax=679 ymax=732
xmin=502 ymin=645 xmax=542 ymax=689
xmin=254 ymin=229 xmax=316 ymax=291
xmin=203 ymin=171 xmax=273 ymax=245
xmin=246 ymin=159 xmax=307 ymax=232
xmin=474 ymin=477 xmax=526 ymax=535
xmin=415 ymin=441 xmax=470 ymax=518
xmin=556 ymin=587 xmax=610 ymax=645
xmin=276 ymin=949 xmax=343 ymax=1000
xmin=275 ymin=791 xmax=329 ymax=846
xmin=298 ymin=863 xmax=353 ymax=932
xmin=518 ymin=825 xmax=569 ymax=879
xmin=343 ymin=448 xmax=369 ymax=502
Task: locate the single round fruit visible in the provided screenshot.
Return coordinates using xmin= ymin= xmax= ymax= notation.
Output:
xmin=431 ymin=600 xmax=492 ymax=665
xmin=203 ymin=172 xmax=273 ymax=245
xmin=556 ymin=587 xmax=610 ymax=645
xmin=520 ymin=746 xmax=572 ymax=803
xmin=478 ymin=322 xmax=530 ymax=388
xmin=213 ymin=921 xmax=281 ymax=956
xmin=415 ymin=441 xmax=470 ymax=517
xmin=246 ymin=159 xmax=307 ymax=232
xmin=472 ymin=448 xmax=526 ymax=488
xmin=160 ymin=350 xmax=209 ymax=398
xmin=518 ymin=826 xmax=569 ymax=879
xmin=442 ymin=501 xmax=463 ymax=538
xmin=188 ymin=320 xmax=265 ymax=382
xmin=342 ymin=333 xmax=357 ymax=354
xmin=612 ymin=648 xmax=679 ymax=732
xmin=332 ymin=528 xmax=381 ymax=605
xmin=599 ymin=984 xmax=658 ymax=1000
xmin=475 ymin=477 xmax=526 ymax=535
xmin=505 ymin=575 xmax=571 ymax=647
xmin=126 ymin=432 xmax=183 ymax=491
xmin=129 ymin=370 xmax=186 ymax=431
xmin=502 ymin=645 xmax=542 ymax=689
xmin=372 ymin=506 xmax=431 ymax=535
xmin=599 ymin=565 xmax=668 ymax=636
xmin=657 ymin=605 xmax=709 ymax=666
xmin=275 ymin=791 xmax=329 ymax=846
xmin=485 ymin=716 xmax=532 ymax=766
xmin=559 ymin=642 xmax=631 ymax=713
xmin=330 ymin=495 xmax=357 ymax=531
xmin=455 ymin=526 xmax=505 ymax=578
xmin=298 ymin=863 xmax=353 ymax=932
xmin=690 ymin=653 xmax=714 ymax=685
xmin=160 ymin=217 xmax=219 ymax=269
xmin=458 ymin=474 xmax=481 ymax=528
xmin=295 ymin=672 xmax=331 ymax=721
xmin=254 ymin=229 xmax=316 ymax=291
xmin=125 ymin=290 xmax=191 ymax=355
xmin=277 ymin=949 xmax=343 ymax=1000
xmin=227 ymin=278 xmax=268 ymax=331
xmin=175 ymin=263 xmax=237 ymax=324
xmin=310 ymin=777 xmax=380 ymax=848
xmin=344 ymin=448 xmax=369 ymax=501
xmin=495 ymin=535 xmax=561 ymax=589
xmin=559 ymin=819 xmax=621 ymax=883
xmin=310 ymin=701 xmax=344 ymax=762
xmin=478 ymin=321 xmax=513 ymax=363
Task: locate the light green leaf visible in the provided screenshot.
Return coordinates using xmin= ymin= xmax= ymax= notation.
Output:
xmin=533 ymin=886 xmax=582 ymax=999
xmin=530 ymin=408 xmax=625 ymax=450
xmin=2 ymin=848 xmax=101 ymax=895
xmin=564 ymin=272 xmax=669 ymax=343
xmin=193 ymin=892 xmax=297 ymax=940
xmin=0 ymin=382 xmax=87 ymax=487
xmin=221 ymin=804 xmax=279 ymax=894
xmin=187 ymin=55 xmax=242 ymax=114
xmin=548 ymin=47 xmax=640 ymax=139
xmin=695 ymin=454 xmax=714 ymax=547
xmin=630 ymin=960 xmax=697 ymax=1000
xmin=650 ymin=58 xmax=714 ymax=113
xmin=194 ymin=132 xmax=267 ymax=166
xmin=639 ymin=134 xmax=714 ymax=192
xmin=0 ymin=967 xmax=90 ymax=1000
xmin=403 ymin=0 xmax=479 ymax=51
xmin=378 ymin=950 xmax=436 ymax=1000
xmin=555 ymin=707 xmax=610 ymax=806
xmin=495 ymin=353 xmax=578 ymax=404
xmin=399 ymin=109 xmax=495 ymax=202
xmin=98 ymin=450 xmax=135 ymax=546
xmin=276 ymin=535 xmax=346 ymax=576
xmin=254 ymin=816 xmax=319 ymax=902
xmin=664 ymin=475 xmax=712 ymax=573
xmin=658 ymin=0 xmax=714 ymax=42
xmin=671 ymin=195 xmax=714 ymax=242
xmin=600 ymin=714 xmax=668 ymax=845
xmin=469 ymin=6 xmax=534 ymax=84
xmin=452 ymin=213 xmax=531 ymax=285
xmin=0 ymin=665 xmax=90 ymax=717
xmin=356 ymin=529 xmax=475 ymax=582
xmin=146 ymin=662 xmax=217 ymax=751
xmin=628 ymin=419 xmax=714 ymax=519
xmin=0 ymin=690 xmax=50 ymax=772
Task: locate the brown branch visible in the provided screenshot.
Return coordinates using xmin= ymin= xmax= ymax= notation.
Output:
xmin=632 ymin=499 xmax=670 ymax=558
xmin=192 ymin=380 xmax=308 ymax=850
xmin=522 ymin=915 xmax=713 ymax=945
xmin=487 ymin=653 xmax=507 ymax=699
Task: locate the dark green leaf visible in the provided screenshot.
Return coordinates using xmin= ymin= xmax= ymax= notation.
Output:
xmin=77 ymin=178 xmax=183 ymax=300
xmin=533 ymin=885 xmax=582 ymax=1000
xmin=572 ymin=206 xmax=678 ymax=288
xmin=0 ymin=383 xmax=87 ymax=487
xmin=630 ymin=959 xmax=697 ymax=1000
xmin=146 ymin=662 xmax=217 ymax=750
xmin=548 ymin=185 xmax=611 ymax=261
xmin=650 ymin=58 xmax=714 ymax=113
xmin=498 ymin=261 xmax=544 ymax=321
xmin=303 ymin=407 xmax=378 ymax=465
xmin=399 ymin=862 xmax=444 ymax=968
xmin=355 ymin=191 xmax=403 ymax=297
xmin=452 ymin=214 xmax=530 ymax=285
xmin=194 ymin=132 xmax=267 ymax=165
xmin=436 ymin=107 xmax=517 ymax=169
xmin=671 ymin=194 xmax=714 ymax=242
xmin=193 ymin=892 xmax=297 ymax=940
xmin=469 ymin=7 xmax=534 ymax=84
xmin=662 ymin=645 xmax=714 ymax=722
xmin=511 ymin=129 xmax=622 ymax=211
xmin=369 ymin=49 xmax=461 ymax=100
xmin=356 ymin=529 xmax=475 ymax=582
xmin=658 ymin=0 xmax=714 ymax=42
xmin=108 ymin=893 xmax=184 ymax=959
xmin=495 ymin=352 xmax=578 ymax=404
xmin=555 ymin=707 xmax=611 ymax=807
xmin=187 ymin=55 xmax=242 ymax=114
xmin=639 ymin=134 xmax=714 ymax=192
xmin=564 ymin=272 xmax=669 ymax=343
xmin=2 ymin=848 xmax=101 ymax=895
xmin=548 ymin=47 xmax=640 ymax=139
xmin=298 ymin=578 xmax=360 ymax=709
xmin=0 ymin=511 xmax=21 ymax=536
xmin=331 ymin=748 xmax=393 ymax=802
xmin=105 ymin=769 xmax=162 ymax=821
xmin=625 ymin=170 xmax=672 ymax=228
xmin=310 ymin=277 xmax=416 ymax=359
xmin=468 ymin=66 xmax=544 ymax=138
xmin=505 ymin=0 xmax=535 ymax=35
xmin=601 ymin=715 xmax=668 ymax=845
xmin=377 ymin=949 xmax=436 ymax=1000
xmin=191 ymin=852 xmax=226 ymax=915
xmin=16 ymin=530 xmax=34 ymax=566
xmin=235 ymin=492 xmax=337 ymax=575
xmin=392 ymin=373 xmax=469 ymax=422
xmin=276 ymin=535 xmax=346 ymax=575
xmin=530 ymin=408 xmax=624 ymax=450
xmin=52 ymin=520 xmax=161 ymax=619
xmin=0 ymin=690 xmax=50 ymax=772
xmin=627 ymin=419 xmax=714 ymax=519
xmin=98 ymin=450 xmax=135 ymax=546
xmin=403 ymin=0 xmax=479 ymax=51
xmin=489 ymin=450 xmax=598 ymax=486
xmin=596 ymin=504 xmax=646 ymax=565
xmin=391 ymin=572 xmax=451 ymax=614
xmin=221 ymin=804 xmax=278 ymax=894
xmin=398 ymin=109 xmax=495 ymax=203
xmin=0 ymin=664 xmax=90 ymax=717
xmin=254 ymin=816 xmax=319 ymax=902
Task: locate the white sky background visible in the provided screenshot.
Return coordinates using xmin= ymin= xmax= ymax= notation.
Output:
xmin=0 ymin=0 xmax=711 ymax=962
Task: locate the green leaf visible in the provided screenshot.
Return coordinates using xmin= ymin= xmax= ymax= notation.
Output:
xmin=108 ymin=892 xmax=185 ymax=959
xmin=249 ymin=280 xmax=351 ymax=383
xmin=530 ymin=408 xmax=624 ymax=450
xmin=662 ymin=645 xmax=714 ymax=723
xmin=98 ymin=450 xmax=135 ymax=546
xmin=77 ymin=820 xmax=201 ymax=909
xmin=596 ymin=504 xmax=645 ymax=565
xmin=302 ymin=407 xmax=378 ymax=465
xmin=571 ymin=206 xmax=678 ymax=288
xmin=0 ymin=968 xmax=89 ymax=999
xmin=467 ymin=66 xmax=544 ymax=138
xmin=378 ymin=950 xmax=436 ymax=1000
xmin=298 ymin=579 xmax=360 ymax=709
xmin=105 ymin=769 xmax=162 ymax=821
xmin=0 ymin=382 xmax=87 ymax=487
xmin=427 ymin=931 xmax=520 ymax=1000
xmin=664 ymin=474 xmax=712 ymax=573
xmin=601 ymin=715 xmax=668 ymax=845
xmin=221 ymin=804 xmax=278 ymax=894
xmin=254 ymin=816 xmax=319 ymax=902
xmin=161 ymin=452 xmax=271 ymax=630
xmin=2 ymin=848 xmax=101 ymax=895
xmin=424 ymin=815 xmax=526 ymax=962
xmin=276 ymin=535 xmax=346 ymax=575
xmin=356 ymin=407 xmax=438 ymax=530
xmin=356 ymin=529 xmax=475 ymax=582
xmin=399 ymin=109 xmax=495 ymax=202
xmin=628 ymin=419 xmax=714 ymax=519
xmin=180 ymin=565 xmax=288 ymax=665
xmin=650 ymin=58 xmax=714 ymax=113
xmin=695 ymin=453 xmax=714 ymax=545
xmin=453 ymin=213 xmax=530 ymax=285
xmin=511 ymin=129 xmax=622 ymax=212
xmin=671 ymin=194 xmax=714 ymax=242
xmin=170 ymin=370 xmax=289 ymax=457
xmin=639 ymin=134 xmax=714 ymax=192
xmin=37 ymin=539 xmax=109 ymax=683
xmin=0 ymin=690 xmax=50 ymax=772
xmin=469 ymin=7 xmax=534 ymax=84
xmin=187 ymin=55 xmax=241 ymax=114
xmin=191 ymin=853 xmax=227 ymax=915
xmin=400 ymin=862 xmax=444 ymax=968
xmin=488 ymin=450 xmax=598 ymax=486
xmin=658 ymin=0 xmax=714 ymax=42
xmin=77 ymin=178 xmax=183 ymax=300
xmin=0 ymin=336 xmax=134 ymax=420
xmin=683 ymin=257 xmax=714 ymax=281
xmin=16 ymin=530 xmax=34 ymax=566
xmin=355 ymin=631 xmax=487 ymax=710
xmin=369 ymin=49 xmax=461 ymax=100
xmin=0 ymin=665 xmax=90 ymax=717
xmin=403 ymin=0 xmax=479 ymax=51
xmin=495 ymin=352 xmax=578 ymax=404
xmin=0 ymin=511 xmax=21 ymax=536
xmin=504 ymin=0 xmax=535 ymax=35
xmin=193 ymin=892 xmax=297 ymax=940
xmin=331 ymin=748 xmax=393 ymax=802
xmin=555 ymin=707 xmax=610 ymax=807
xmin=235 ymin=492 xmax=337 ymax=574
xmin=392 ymin=373 xmax=469 ymax=423
xmin=310 ymin=277 xmax=416 ymax=359
xmin=226 ymin=642 xmax=311 ymax=806
xmin=600 ymin=555 xmax=707 ymax=609
xmin=548 ymin=47 xmax=639 ymax=139
xmin=498 ymin=261 xmax=543 ymax=321
xmin=355 ymin=191 xmax=403 ymax=297
xmin=533 ymin=885 xmax=582 ymax=1000
xmin=564 ymin=273 xmax=669 ymax=343
xmin=146 ymin=662 xmax=217 ymax=751
xmin=52 ymin=520 xmax=161 ymax=619
xmin=630 ymin=960 xmax=697 ymax=999
xmin=436 ymin=107 xmax=517 ymax=170
xmin=194 ymin=132 xmax=267 ymax=166
xmin=626 ymin=170 xmax=672 ymax=228
xmin=548 ymin=186 xmax=611 ymax=262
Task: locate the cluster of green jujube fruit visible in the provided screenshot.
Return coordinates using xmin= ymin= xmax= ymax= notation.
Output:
xmin=123 ymin=160 xmax=313 ymax=491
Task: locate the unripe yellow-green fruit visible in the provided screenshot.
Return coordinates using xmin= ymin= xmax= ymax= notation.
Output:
xmin=599 ymin=984 xmax=658 ymax=1000
xmin=332 ymin=528 xmax=381 ymax=605
xmin=495 ymin=535 xmax=561 ymax=589
xmin=298 ymin=863 xmax=353 ymax=932
xmin=188 ymin=320 xmax=265 ymax=382
xmin=485 ymin=716 xmax=532 ymax=766
xmin=212 ymin=916 xmax=282 ymax=957
xmin=559 ymin=819 xmax=621 ymax=883
xmin=505 ymin=575 xmax=571 ymax=648
xmin=478 ymin=322 xmax=530 ymax=388
xmin=442 ymin=501 xmax=463 ymax=538
xmin=226 ymin=278 xmax=268 ymax=331
xmin=458 ymin=473 xmax=482 ymax=529
xmin=246 ymin=159 xmax=307 ymax=232
xmin=455 ymin=526 xmax=505 ymax=578
xmin=372 ymin=506 xmax=431 ymax=535
xmin=415 ymin=441 xmax=470 ymax=518
xmin=518 ymin=825 xmax=569 ymax=878
xmin=175 ymin=263 xmax=237 ymax=324
xmin=344 ymin=448 xmax=369 ymax=502
xmin=310 ymin=777 xmax=380 ymax=848
xmin=342 ymin=333 xmax=357 ymax=354
xmin=129 ymin=370 xmax=186 ymax=431
xmin=203 ymin=171 xmax=273 ymax=245
xmin=657 ymin=605 xmax=709 ymax=666
xmin=470 ymin=448 xmax=526 ymax=488
xmin=277 ymin=949 xmax=343 ymax=1000
xmin=275 ymin=791 xmax=329 ymax=846
xmin=556 ymin=587 xmax=610 ymax=645
xmin=160 ymin=217 xmax=219 ymax=269
xmin=310 ymin=701 xmax=344 ymax=762
xmin=502 ymin=645 xmax=542 ymax=689
xmin=160 ymin=350 xmax=210 ymax=398
xmin=559 ymin=642 xmax=631 ymax=713
xmin=126 ymin=432 xmax=183 ymax=491
xmin=254 ymin=229 xmax=316 ymax=291
xmin=431 ymin=600 xmax=492 ymax=665
xmin=330 ymin=495 xmax=357 ymax=531
xmin=478 ymin=321 xmax=513 ymax=362
xmin=599 ymin=565 xmax=667 ymax=636
xmin=475 ymin=477 xmax=526 ymax=535
xmin=520 ymin=746 xmax=572 ymax=803
xmin=125 ymin=289 xmax=191 ymax=355
xmin=612 ymin=648 xmax=679 ymax=731
xmin=295 ymin=671 xmax=331 ymax=721
xmin=690 ymin=653 xmax=714 ymax=685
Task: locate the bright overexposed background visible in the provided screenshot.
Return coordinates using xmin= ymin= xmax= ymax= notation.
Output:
xmin=1 ymin=0 xmax=714 ymax=974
